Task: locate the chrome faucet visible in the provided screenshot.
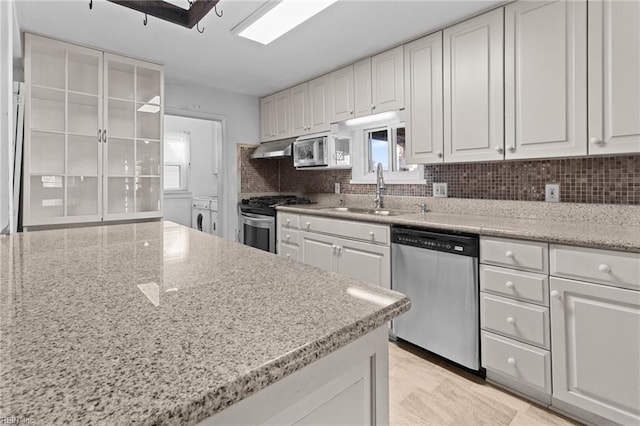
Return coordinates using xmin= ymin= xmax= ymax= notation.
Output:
xmin=373 ymin=162 xmax=385 ymax=209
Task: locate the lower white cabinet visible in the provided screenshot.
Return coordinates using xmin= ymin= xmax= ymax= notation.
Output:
xmin=550 ymin=276 xmax=640 ymax=425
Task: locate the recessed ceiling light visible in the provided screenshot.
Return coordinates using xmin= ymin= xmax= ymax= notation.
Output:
xmin=232 ymin=0 xmax=339 ymax=45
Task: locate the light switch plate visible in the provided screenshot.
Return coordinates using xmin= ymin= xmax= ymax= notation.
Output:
xmin=433 ymin=183 xmax=448 ymax=198
xmin=334 ymin=183 xmax=340 ymax=194
xmin=545 ymin=184 xmax=560 ymax=203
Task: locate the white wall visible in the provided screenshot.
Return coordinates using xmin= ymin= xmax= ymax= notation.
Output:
xmin=164 ymin=79 xmax=259 ymax=241
xmin=0 ymin=0 xmax=14 ymax=234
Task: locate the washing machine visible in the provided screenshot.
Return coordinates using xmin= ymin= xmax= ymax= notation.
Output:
xmin=192 ymin=197 xmax=212 ymax=233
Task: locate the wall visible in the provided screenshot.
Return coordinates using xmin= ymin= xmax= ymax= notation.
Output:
xmin=165 ymin=79 xmax=259 ymax=241
xmin=240 ymin=147 xmax=640 ymax=205
xmin=0 ymin=0 xmax=14 ymax=234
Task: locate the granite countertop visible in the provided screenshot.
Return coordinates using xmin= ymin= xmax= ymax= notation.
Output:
xmin=0 ymin=221 xmax=410 ymax=425
xmin=277 ymin=205 xmax=640 ymax=253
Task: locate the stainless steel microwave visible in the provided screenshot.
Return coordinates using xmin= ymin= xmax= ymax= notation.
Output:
xmin=293 ymin=134 xmax=328 ymax=168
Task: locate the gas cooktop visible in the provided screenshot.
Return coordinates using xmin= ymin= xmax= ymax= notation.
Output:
xmin=239 ymin=195 xmax=312 ymax=216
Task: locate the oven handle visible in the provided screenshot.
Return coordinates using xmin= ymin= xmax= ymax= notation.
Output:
xmin=241 ymin=212 xmax=274 ymax=220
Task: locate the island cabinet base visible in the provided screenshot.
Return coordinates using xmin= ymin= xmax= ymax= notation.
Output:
xmin=199 ymin=326 xmax=390 ymax=425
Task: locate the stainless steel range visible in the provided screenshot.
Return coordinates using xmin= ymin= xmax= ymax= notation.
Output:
xmin=238 ymin=196 xmax=311 ymax=253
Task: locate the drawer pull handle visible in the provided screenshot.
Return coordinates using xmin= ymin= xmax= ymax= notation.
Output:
xmin=286 ymin=218 xmax=290 ymax=222
xmin=505 ymin=251 xmax=514 ymax=258
xmin=550 ymin=290 xmax=560 ymax=298
xmin=286 ymin=234 xmax=290 ymax=240
xmin=507 ymin=357 xmax=516 ymax=365
xmin=505 ymin=281 xmax=514 ymax=289
xmin=506 ymin=317 xmax=515 ymax=324
xmin=598 ymin=264 xmax=611 ymax=273
xmin=306 ymin=222 xmax=311 ymax=228
xmin=286 ymin=253 xmax=291 ymax=258
xmin=369 ymin=231 xmax=375 ymax=237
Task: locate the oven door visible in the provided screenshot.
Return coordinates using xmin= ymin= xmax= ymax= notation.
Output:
xmin=239 ymin=212 xmax=276 ymax=253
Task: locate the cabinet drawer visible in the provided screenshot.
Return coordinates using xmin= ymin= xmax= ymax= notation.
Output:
xmin=481 ymin=293 xmax=550 ymax=349
xmin=279 ymin=213 xmax=300 ymax=230
xmin=279 ymin=229 xmax=299 ymax=246
xmin=481 ymin=237 xmax=548 ymax=273
xmin=481 ymin=265 xmax=549 ymax=306
xmin=279 ymin=243 xmax=299 ymax=262
xmin=550 ymin=245 xmax=640 ymax=291
xmin=481 ymin=331 xmax=551 ymax=393
xmin=300 ymin=215 xmax=389 ymax=245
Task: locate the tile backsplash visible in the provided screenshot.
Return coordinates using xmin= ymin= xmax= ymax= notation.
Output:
xmin=240 ymin=146 xmax=640 ymax=205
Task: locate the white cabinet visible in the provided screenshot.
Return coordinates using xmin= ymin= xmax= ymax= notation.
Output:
xmin=308 ymin=75 xmax=332 ymax=134
xmin=329 ymin=65 xmax=354 ymax=123
xmin=353 ymin=58 xmax=373 ymax=118
xmin=274 ymin=90 xmax=292 ymax=140
xmin=444 ymin=8 xmax=504 ymax=163
xmin=300 ymin=231 xmax=338 ymax=272
xmin=371 ymin=46 xmax=405 ymax=114
xmin=404 ymin=32 xmax=444 ymax=164
xmin=260 ymin=94 xmax=276 ymax=142
xmin=588 ymin=0 xmax=640 ymax=155
xmin=550 ymin=276 xmax=640 ymax=425
xmin=24 ymin=34 xmax=163 ymax=228
xmin=505 ymin=0 xmax=587 ymax=159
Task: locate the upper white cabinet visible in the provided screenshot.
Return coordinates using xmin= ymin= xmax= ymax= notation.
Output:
xmin=404 ymin=32 xmax=444 ymax=164
xmin=274 ymin=90 xmax=292 ymax=140
xmin=24 ymin=34 xmax=163 ymax=228
xmin=353 ymin=58 xmax=373 ymax=118
xmin=588 ymin=0 xmax=640 ymax=154
xmin=308 ymin=74 xmax=332 ymax=134
xmin=444 ymin=8 xmax=504 ymax=163
xmin=505 ymin=1 xmax=587 ymax=159
xmin=260 ymin=94 xmax=276 ymax=142
xmin=371 ymin=46 xmax=405 ymax=114
xmin=290 ymin=82 xmax=309 ymax=136
xmin=329 ymin=65 xmax=354 ymax=123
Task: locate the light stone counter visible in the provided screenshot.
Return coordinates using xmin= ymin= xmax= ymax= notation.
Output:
xmin=0 ymin=221 xmax=410 ymax=425
xmin=277 ymin=204 xmax=640 ymax=253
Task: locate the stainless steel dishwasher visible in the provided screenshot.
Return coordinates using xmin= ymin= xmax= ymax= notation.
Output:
xmin=391 ymin=226 xmax=480 ymax=371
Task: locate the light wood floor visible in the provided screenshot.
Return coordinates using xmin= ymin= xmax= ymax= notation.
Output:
xmin=389 ymin=341 xmax=581 ymax=426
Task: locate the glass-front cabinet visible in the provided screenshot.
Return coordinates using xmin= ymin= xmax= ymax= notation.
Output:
xmin=24 ymin=34 xmax=163 ymax=228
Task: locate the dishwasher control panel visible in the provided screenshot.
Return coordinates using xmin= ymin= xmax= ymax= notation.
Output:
xmin=391 ymin=227 xmax=479 ymax=257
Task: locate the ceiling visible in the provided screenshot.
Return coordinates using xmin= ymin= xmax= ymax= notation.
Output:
xmin=14 ymin=0 xmax=502 ymax=97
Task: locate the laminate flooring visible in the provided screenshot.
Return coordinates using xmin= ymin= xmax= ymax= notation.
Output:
xmin=389 ymin=341 xmax=581 ymax=426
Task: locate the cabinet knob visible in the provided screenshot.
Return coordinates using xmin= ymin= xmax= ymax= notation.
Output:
xmin=494 ymin=145 xmax=504 ymax=154
xmin=98 ymin=129 xmax=102 ymax=142
xmin=286 ymin=218 xmax=291 ymax=223
xmin=507 ymin=357 xmax=516 ymax=365
xmin=350 ymin=111 xmax=354 ymax=115
xmin=336 ymin=246 xmax=342 ymax=254
xmin=506 ymin=316 xmax=515 ymax=324
xmin=286 ymin=253 xmax=291 ymax=258
xmin=505 ymin=281 xmax=514 ymax=288
xmin=369 ymin=231 xmax=375 ymax=237
xmin=285 ymin=234 xmax=290 ymax=240
xmin=590 ymin=137 xmax=604 ymax=145
xmin=505 ymin=251 xmax=514 ymax=258
xmin=436 ymin=151 xmax=443 ymax=158
xmin=508 ymin=145 xmax=515 ymax=153
xmin=598 ymin=263 xmax=611 ymax=273
xmin=550 ymin=290 xmax=560 ymax=298
xmin=306 ymin=221 xmax=311 ymax=228
xmin=371 ymin=105 xmax=376 ymax=110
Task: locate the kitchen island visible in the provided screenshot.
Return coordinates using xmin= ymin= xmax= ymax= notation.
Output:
xmin=0 ymin=221 xmax=410 ymax=425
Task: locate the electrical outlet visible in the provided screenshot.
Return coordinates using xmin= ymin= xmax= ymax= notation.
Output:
xmin=546 ymin=184 xmax=560 ymax=203
xmin=334 ymin=182 xmax=341 ymax=194
xmin=433 ymin=183 xmax=448 ymax=198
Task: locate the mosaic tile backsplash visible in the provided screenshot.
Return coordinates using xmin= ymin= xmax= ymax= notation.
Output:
xmin=240 ymin=146 xmax=640 ymax=205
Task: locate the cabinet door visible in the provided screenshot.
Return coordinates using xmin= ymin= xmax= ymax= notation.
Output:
xmin=588 ymin=0 xmax=640 ymax=155
xmin=260 ymin=95 xmax=276 ymax=142
xmin=404 ymin=32 xmax=444 ymax=164
xmin=371 ymin=46 xmax=404 ymax=113
xmin=275 ymin=90 xmax=291 ymax=139
xmin=353 ymin=58 xmax=372 ymax=118
xmin=291 ymin=83 xmax=309 ymax=136
xmin=329 ymin=65 xmax=354 ymax=123
xmin=444 ymin=8 xmax=504 ymax=163
xmin=335 ymin=238 xmax=390 ymax=289
xmin=300 ymin=232 xmax=336 ymax=272
xmin=308 ymin=75 xmax=331 ymax=134
xmin=550 ymin=277 xmax=640 ymax=425
xmin=505 ymin=1 xmax=587 ymax=159
xmin=24 ymin=34 xmax=103 ymax=227
xmin=104 ymin=53 xmax=163 ymax=221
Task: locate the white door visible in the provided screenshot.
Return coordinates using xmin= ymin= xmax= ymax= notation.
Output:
xmin=505 ymin=1 xmax=587 ymax=159
xmin=291 ymin=83 xmax=309 ymax=136
xmin=353 ymin=58 xmax=372 ymax=118
xmin=300 ymin=232 xmax=336 ymax=272
xmin=550 ymin=277 xmax=640 ymax=425
xmin=444 ymin=8 xmax=504 ymax=163
xmin=260 ymin=95 xmax=275 ymax=142
xmin=588 ymin=0 xmax=640 ymax=155
xmin=308 ymin=75 xmax=331 ymax=134
xmin=371 ymin=46 xmax=404 ymax=114
xmin=335 ymin=238 xmax=390 ymax=289
xmin=274 ymin=90 xmax=291 ymax=140
xmin=329 ymin=65 xmax=354 ymax=123
xmin=404 ymin=32 xmax=444 ymax=164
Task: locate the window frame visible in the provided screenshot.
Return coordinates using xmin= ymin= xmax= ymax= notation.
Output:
xmin=163 ymin=130 xmax=191 ymax=193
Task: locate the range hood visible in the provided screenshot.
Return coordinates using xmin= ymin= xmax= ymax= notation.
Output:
xmin=250 ymin=138 xmax=295 ymax=159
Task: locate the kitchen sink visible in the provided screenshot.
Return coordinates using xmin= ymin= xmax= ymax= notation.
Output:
xmin=321 ymin=207 xmax=406 ymax=216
